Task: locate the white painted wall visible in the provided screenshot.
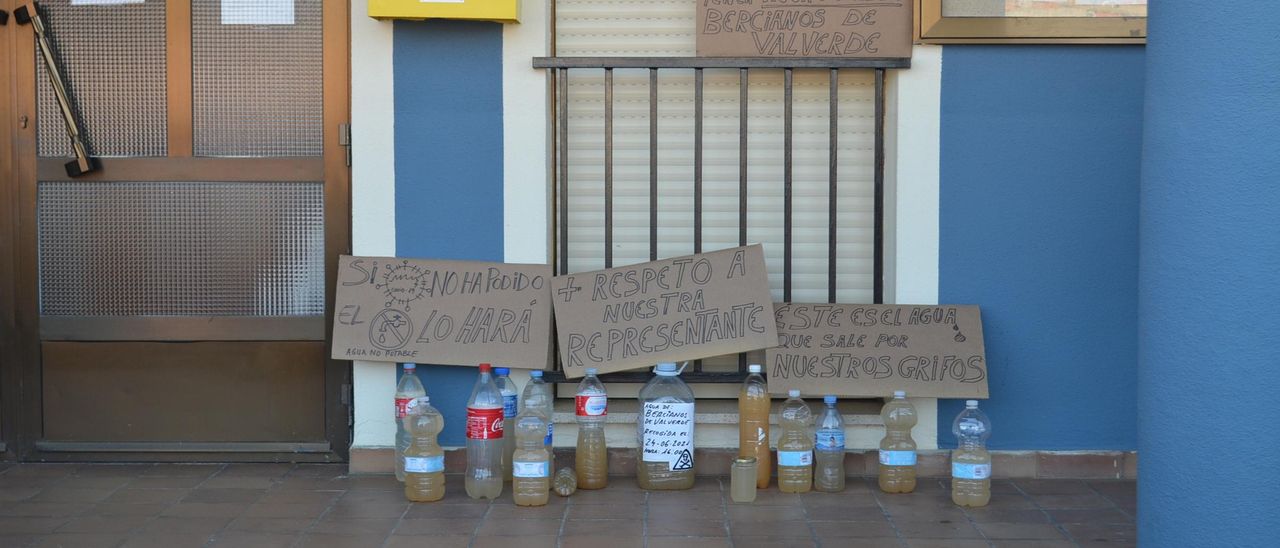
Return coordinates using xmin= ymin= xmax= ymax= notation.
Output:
xmin=350 ymin=0 xmax=398 ymax=449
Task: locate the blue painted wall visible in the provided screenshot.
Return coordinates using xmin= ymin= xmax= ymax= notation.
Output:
xmin=938 ymin=46 xmax=1144 ymax=450
xmin=1139 ymin=1 xmax=1280 ymax=542
xmin=394 ymin=20 xmax=504 ymax=446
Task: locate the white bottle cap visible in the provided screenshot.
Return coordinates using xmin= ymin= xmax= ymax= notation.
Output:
xmin=893 ymin=390 xmax=906 ymax=398
xmin=966 ymin=400 xmax=979 ymax=408
xmin=585 ymin=368 xmax=599 ymax=376
xmin=788 ymin=389 xmax=800 ymax=398
xmin=654 ymin=362 xmax=679 ymax=376
xmin=748 ymin=364 xmax=762 ymax=374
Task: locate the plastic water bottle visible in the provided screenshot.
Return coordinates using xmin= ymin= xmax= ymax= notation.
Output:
xmin=512 ymin=409 xmax=551 ymax=506
xmin=777 ymin=389 xmax=813 ymax=493
xmin=637 ymin=362 xmax=695 ymax=490
xmin=951 ymin=400 xmax=992 ymax=507
xmin=465 ymin=363 xmax=504 ymax=499
xmin=403 ymin=396 xmax=445 ymax=502
xmin=394 ymin=362 xmax=426 ymax=482
xmin=814 ymin=395 xmax=846 ymax=492
xmin=521 ymin=370 xmax=554 ymax=448
xmin=738 ymin=364 xmax=771 ymax=489
xmin=493 ymin=367 xmax=519 ymax=481
xmin=575 ymin=368 xmax=608 ymax=489
xmin=878 ymin=390 xmax=918 ymax=494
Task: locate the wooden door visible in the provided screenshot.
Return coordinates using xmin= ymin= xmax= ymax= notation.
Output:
xmin=3 ymin=0 xmax=350 ymax=462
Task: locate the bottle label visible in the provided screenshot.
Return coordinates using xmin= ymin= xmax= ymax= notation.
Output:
xmin=395 ymin=397 xmax=413 ymax=419
xmin=641 ymin=402 xmax=695 ymax=471
xmin=512 ymin=460 xmax=550 ymax=478
xmin=502 ymin=394 xmax=518 ymax=418
xmin=545 ymin=423 xmax=554 ymax=445
xmin=777 ymin=450 xmax=813 ymax=467
xmin=465 ymin=406 xmax=504 ymax=440
xmin=404 ymin=455 xmax=444 ymax=473
xmin=815 ymin=429 xmax=845 ymax=451
xmin=575 ymin=395 xmax=608 ymax=417
xmin=952 ymin=462 xmax=991 ymax=480
xmin=879 ymin=450 xmax=917 ymax=466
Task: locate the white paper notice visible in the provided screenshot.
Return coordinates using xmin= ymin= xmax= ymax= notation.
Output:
xmin=71 ymin=0 xmax=144 ymax=5
xmin=221 ymin=0 xmax=294 ymax=25
xmin=641 ymin=402 xmax=695 ymax=470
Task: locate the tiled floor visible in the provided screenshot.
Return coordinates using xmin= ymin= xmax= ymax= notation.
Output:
xmin=0 ymin=463 xmax=1135 ymax=547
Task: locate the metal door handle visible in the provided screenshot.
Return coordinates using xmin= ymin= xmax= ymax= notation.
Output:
xmin=15 ymin=2 xmax=101 ymax=177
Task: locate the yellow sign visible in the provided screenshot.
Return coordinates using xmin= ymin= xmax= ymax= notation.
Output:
xmin=368 ymin=0 xmax=520 ymax=24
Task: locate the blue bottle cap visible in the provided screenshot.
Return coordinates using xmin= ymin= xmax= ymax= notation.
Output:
xmin=824 ymin=395 xmax=837 ymax=404
xmin=494 ymin=367 xmax=510 ymax=376
xmin=530 ymin=370 xmax=543 ymax=378
xmin=403 ymin=363 xmax=416 ymax=370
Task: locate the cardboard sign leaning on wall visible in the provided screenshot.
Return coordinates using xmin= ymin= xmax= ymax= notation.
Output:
xmin=767 ymin=303 xmax=988 ymax=398
xmin=331 ymin=255 xmax=554 ymax=369
xmin=550 ymin=245 xmax=779 ymax=378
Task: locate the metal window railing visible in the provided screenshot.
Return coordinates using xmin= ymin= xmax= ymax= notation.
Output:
xmin=534 ymin=57 xmax=907 ymax=383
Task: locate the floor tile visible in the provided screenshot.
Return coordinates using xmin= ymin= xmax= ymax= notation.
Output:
xmin=384 ymin=534 xmax=472 ymax=548
xmin=731 ymin=536 xmax=817 ymax=548
xmin=645 ymin=537 xmax=733 ymax=548
xmin=308 ymin=518 xmax=398 ymax=536
xmin=904 ymin=540 xmax=989 ymax=548
xmin=485 ymin=502 xmax=565 ymax=520
xmin=471 ymin=535 xmax=557 ymax=548
xmin=976 ymin=522 xmax=1070 ymax=540
xmin=561 ymin=518 xmax=642 ymax=537
xmin=728 ymin=519 xmax=812 ymax=537
xmin=802 ymin=503 xmax=886 ymax=521
xmin=140 ymin=516 xmax=233 ymax=536
xmin=161 ymin=502 xmax=248 ymax=518
xmin=55 ymin=515 xmax=150 ymax=534
xmin=1031 ymin=493 xmax=1114 ymax=508
xmin=566 ymin=501 xmax=644 ymax=520
xmin=243 ymin=502 xmax=332 ymax=519
xmin=646 ymin=517 xmax=728 ymax=537
xmin=562 ymin=535 xmax=645 ymax=548
xmin=119 ymin=533 xmax=213 ymax=548
xmin=893 ymin=519 xmax=983 ymax=539
xmin=474 ymin=518 xmax=562 ymax=537
xmin=0 ymin=517 xmax=68 ymax=535
xmin=1045 ymin=507 xmax=1132 ymax=524
xmin=320 ymin=501 xmax=408 ymax=519
xmin=392 ymin=518 xmax=481 ymax=536
xmin=224 ymin=517 xmax=315 ymax=534
xmin=103 ymin=489 xmax=190 ymax=505
xmin=184 ymin=488 xmax=267 ymax=504
xmin=810 ymin=520 xmax=898 ymax=538
xmin=728 ymin=504 xmax=806 ymax=522
xmin=31 ymin=532 xmax=130 ymax=548
xmin=402 ymin=503 xmax=490 ymax=519
xmin=294 ymin=533 xmax=390 ymax=548
xmin=207 ymin=531 xmax=297 ymax=548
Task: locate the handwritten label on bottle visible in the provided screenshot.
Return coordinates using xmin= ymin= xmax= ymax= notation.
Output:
xmin=641 ymin=402 xmax=695 ymax=470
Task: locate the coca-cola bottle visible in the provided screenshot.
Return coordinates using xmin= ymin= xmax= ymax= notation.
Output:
xmin=465 ymin=363 xmax=504 ymax=499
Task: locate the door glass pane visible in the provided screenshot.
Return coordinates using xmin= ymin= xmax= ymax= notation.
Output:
xmin=36 ymin=0 xmax=167 ymax=158
xmin=37 ymin=181 xmax=325 ymax=317
xmin=192 ymin=0 xmax=323 ymax=157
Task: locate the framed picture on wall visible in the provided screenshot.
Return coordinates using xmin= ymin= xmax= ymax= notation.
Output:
xmin=917 ymin=0 xmax=1146 ymax=43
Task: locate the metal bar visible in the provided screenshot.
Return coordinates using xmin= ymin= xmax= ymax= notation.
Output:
xmin=558 ymin=68 xmax=569 ymax=275
xmin=604 ymin=68 xmax=614 ymax=268
xmin=39 ymin=316 xmax=325 ymax=341
xmin=829 ymin=68 xmax=839 ymax=304
xmin=649 ymin=68 xmax=658 ymax=261
xmin=17 ymin=4 xmax=98 ymax=176
xmin=783 ymin=68 xmax=793 ymax=303
xmin=874 ymin=68 xmax=886 ymax=304
xmin=694 ymin=69 xmax=704 ymax=254
xmin=535 ymin=57 xmax=911 ymax=69
xmin=738 ymin=68 xmax=749 ymax=374
xmin=35 ymin=441 xmax=332 ymax=453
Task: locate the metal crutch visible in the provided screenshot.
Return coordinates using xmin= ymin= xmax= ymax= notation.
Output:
xmin=15 ymin=1 xmax=101 ymax=177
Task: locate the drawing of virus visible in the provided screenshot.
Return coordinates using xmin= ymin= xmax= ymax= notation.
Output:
xmin=376 ymin=260 xmax=429 ymax=311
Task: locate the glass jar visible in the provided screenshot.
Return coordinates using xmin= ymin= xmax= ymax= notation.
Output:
xmin=731 ymin=457 xmax=758 ymax=503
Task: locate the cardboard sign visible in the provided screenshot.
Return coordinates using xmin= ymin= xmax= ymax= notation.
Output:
xmin=331 ymin=256 xmax=554 ymax=369
xmin=766 ymin=303 xmax=988 ymax=398
xmin=696 ymin=0 xmax=912 ymax=59
xmin=551 ymin=245 xmax=778 ymax=378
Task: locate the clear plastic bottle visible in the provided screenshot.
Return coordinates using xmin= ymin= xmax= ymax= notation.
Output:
xmin=878 ymin=390 xmax=918 ymax=494
xmin=493 ymin=367 xmax=519 ymax=482
xmin=403 ymin=396 xmax=445 ymax=502
xmin=637 ymin=362 xmax=696 ymax=490
xmin=777 ymin=390 xmax=813 ymax=493
xmin=521 ymin=370 xmax=554 ymax=448
xmin=951 ymin=400 xmax=992 ymax=507
xmin=813 ymin=394 xmax=846 ymax=492
xmin=738 ymin=364 xmax=772 ymax=489
xmin=575 ymin=368 xmax=608 ymax=489
xmin=394 ymin=362 xmax=427 ymax=482
xmin=465 ymin=363 xmax=504 ymax=499
xmin=512 ymin=409 xmax=551 ymax=506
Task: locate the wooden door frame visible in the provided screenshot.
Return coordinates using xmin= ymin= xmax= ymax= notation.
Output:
xmin=2 ymin=0 xmax=352 ymax=462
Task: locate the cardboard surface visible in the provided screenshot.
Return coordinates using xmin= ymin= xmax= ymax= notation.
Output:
xmin=551 ymin=245 xmax=778 ymax=378
xmin=331 ymin=256 xmax=554 ymax=369
xmin=766 ymin=303 xmax=988 ymax=398
xmin=696 ymin=0 xmax=912 ymax=58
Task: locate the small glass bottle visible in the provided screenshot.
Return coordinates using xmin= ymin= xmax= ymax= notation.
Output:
xmin=730 ymin=457 xmax=758 ymax=503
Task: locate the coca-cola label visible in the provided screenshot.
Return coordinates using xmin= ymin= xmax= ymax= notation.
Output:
xmin=575 ymin=395 xmax=608 ymax=417
xmin=466 ymin=406 xmax=504 ymax=440
xmin=395 ymin=397 xmax=413 ymax=419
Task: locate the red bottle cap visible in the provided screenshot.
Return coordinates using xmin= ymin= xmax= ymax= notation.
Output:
xmin=478 ymin=363 xmax=491 ymax=372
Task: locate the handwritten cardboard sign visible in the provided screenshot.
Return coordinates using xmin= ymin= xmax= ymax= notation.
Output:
xmin=331 ymin=256 xmax=554 ymax=369
xmin=696 ymin=0 xmax=912 ymax=59
xmin=550 ymin=245 xmax=778 ymax=378
xmin=766 ymin=303 xmax=988 ymax=398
